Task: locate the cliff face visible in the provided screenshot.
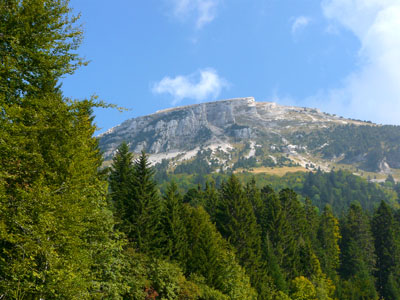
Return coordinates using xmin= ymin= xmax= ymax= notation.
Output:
xmin=99 ymin=97 xmax=365 ymax=160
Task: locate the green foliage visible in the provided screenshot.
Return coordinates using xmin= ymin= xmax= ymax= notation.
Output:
xmin=0 ymin=0 xmax=85 ymax=103
xmin=216 ymin=175 xmax=262 ymax=269
xmin=129 ymin=151 xmax=164 ymax=254
xmin=161 ymin=181 xmax=187 ymax=262
xmin=290 ymin=276 xmax=317 ymax=300
xmin=372 ymin=201 xmax=400 ymax=300
xmin=3 ymin=3 xmax=400 ymax=296
xmin=0 ymin=1 xmax=124 ymax=298
xmin=301 ymin=170 xmax=394 ymax=214
xmin=181 ymin=205 xmax=257 ymax=299
xmin=109 ymin=141 xmax=134 ymax=226
xmin=337 ymin=203 xmax=377 ymax=299
xmin=215 ymin=175 xmax=269 ymax=296
xmin=316 ymin=205 xmax=341 ymax=280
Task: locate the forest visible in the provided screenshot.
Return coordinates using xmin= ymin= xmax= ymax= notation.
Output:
xmin=1 ymin=1 xmax=400 ymax=299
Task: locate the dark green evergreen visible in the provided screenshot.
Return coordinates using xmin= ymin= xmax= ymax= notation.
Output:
xmin=161 ymin=181 xmax=187 ymax=262
xmin=316 ymin=205 xmax=340 ymax=281
xmin=216 ymin=175 xmax=270 ymax=298
xmin=203 ymin=180 xmax=219 ymax=223
xmin=129 ymin=151 xmax=164 ymax=254
xmin=338 ymin=203 xmax=378 ymax=299
xmin=109 ymin=141 xmax=134 ymax=226
xmin=372 ymin=201 xmax=400 ymax=300
xmin=216 ymin=175 xmax=261 ymax=267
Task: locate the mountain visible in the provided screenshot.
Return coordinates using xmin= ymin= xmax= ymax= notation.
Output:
xmin=98 ymin=97 xmax=400 ymax=179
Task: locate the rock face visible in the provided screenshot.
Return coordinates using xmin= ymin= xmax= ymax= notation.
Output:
xmin=98 ymin=97 xmax=366 ymax=161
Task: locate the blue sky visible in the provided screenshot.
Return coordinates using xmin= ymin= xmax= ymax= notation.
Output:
xmin=61 ymin=0 xmax=400 ymax=134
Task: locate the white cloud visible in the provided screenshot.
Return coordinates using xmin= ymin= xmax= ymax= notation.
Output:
xmin=318 ymin=0 xmax=400 ymax=124
xmin=169 ymin=0 xmax=220 ymax=29
xmin=291 ymin=16 xmax=311 ymax=34
xmin=152 ymin=68 xmax=229 ymax=104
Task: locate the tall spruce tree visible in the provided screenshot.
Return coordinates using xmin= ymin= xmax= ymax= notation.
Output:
xmin=372 ymin=201 xmax=400 ymax=300
xmin=182 ymin=205 xmax=257 ymax=299
xmin=338 ymin=203 xmax=377 ymax=299
xmin=129 ymin=151 xmax=163 ymax=254
xmin=161 ymin=181 xmax=187 ymax=261
xmin=216 ymin=175 xmax=271 ymax=298
xmin=109 ymin=141 xmax=134 ymax=227
xmin=316 ymin=205 xmax=341 ymax=281
xmin=216 ymin=175 xmax=262 ymax=268
xmin=203 ymin=180 xmax=219 ymax=223
xmin=278 ymin=189 xmax=310 ymax=278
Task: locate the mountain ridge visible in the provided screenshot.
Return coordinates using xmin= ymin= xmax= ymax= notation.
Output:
xmin=98 ymin=97 xmax=399 ymax=178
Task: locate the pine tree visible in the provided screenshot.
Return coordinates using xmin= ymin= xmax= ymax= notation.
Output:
xmin=372 ymin=201 xmax=400 ymax=300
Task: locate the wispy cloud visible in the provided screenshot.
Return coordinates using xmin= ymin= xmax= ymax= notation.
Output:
xmin=291 ymin=16 xmax=311 ymax=34
xmin=168 ymin=0 xmax=220 ymax=29
xmin=152 ymin=68 xmax=229 ymax=104
xmin=316 ymin=0 xmax=400 ymax=124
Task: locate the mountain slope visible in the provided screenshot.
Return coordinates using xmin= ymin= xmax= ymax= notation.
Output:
xmin=98 ymin=97 xmax=400 ymax=177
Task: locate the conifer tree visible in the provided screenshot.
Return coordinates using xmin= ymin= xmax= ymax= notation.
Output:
xmin=129 ymin=150 xmax=163 ymax=254
xmin=338 ymin=202 xmax=377 ymax=299
xmin=265 ymin=236 xmax=288 ymax=293
xmin=109 ymin=141 xmax=134 ymax=226
xmin=304 ymin=198 xmax=319 ymax=246
xmin=316 ymin=205 xmax=341 ymax=280
xmin=216 ymin=175 xmax=262 ymax=269
xmin=262 ymin=187 xmax=292 ymax=271
xmin=372 ymin=201 xmax=400 ymax=300
xmin=246 ymin=178 xmax=264 ymax=221
xmin=278 ymin=189 xmax=309 ymax=278
xmin=182 ymin=205 xmax=257 ymax=299
xmin=216 ymin=175 xmax=271 ymax=298
xmin=203 ymin=180 xmax=219 ymax=223
xmin=183 ymin=184 xmax=203 ymax=207
xmin=161 ymin=181 xmax=187 ymax=261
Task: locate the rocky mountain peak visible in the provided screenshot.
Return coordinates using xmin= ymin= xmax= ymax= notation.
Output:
xmin=99 ymin=97 xmax=368 ymax=160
